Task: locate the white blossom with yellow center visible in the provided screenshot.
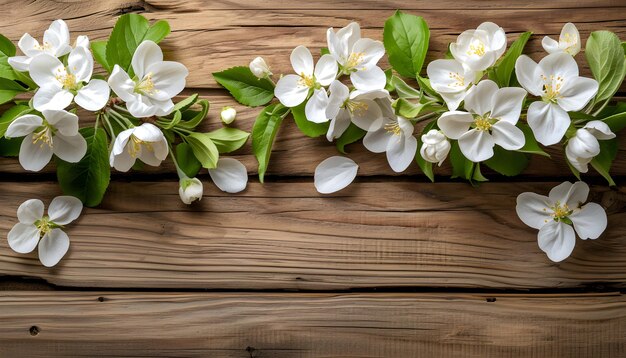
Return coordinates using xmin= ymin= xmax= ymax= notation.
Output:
xmin=363 ymin=114 xmax=417 ymax=173
xmin=109 ymin=123 xmax=168 ymax=172
xmin=8 ymin=19 xmax=72 ymax=72
xmin=5 ymin=110 xmax=87 ymax=172
xmin=108 ymin=41 xmax=189 ymax=118
xmin=426 ymin=59 xmax=479 ymax=111
xmin=450 ymin=22 xmax=507 ymax=71
xmin=515 ymin=53 xmax=598 ymax=146
xmin=542 ymin=23 xmax=581 ymax=56
xmin=516 ymin=181 xmax=607 ymax=262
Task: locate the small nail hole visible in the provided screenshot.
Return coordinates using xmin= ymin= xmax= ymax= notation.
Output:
xmin=486 ymin=297 xmax=496 ymax=302
xmin=29 ymin=326 xmax=39 ymax=336
xmin=97 ymin=296 xmax=105 ymax=302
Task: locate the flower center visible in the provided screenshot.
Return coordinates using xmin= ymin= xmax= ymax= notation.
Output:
xmin=34 ymin=41 xmax=53 ymax=52
xmin=384 ymin=122 xmax=402 ymax=136
xmin=135 ymin=73 xmax=158 ymax=95
xmin=345 ymin=100 xmax=368 ymax=116
xmin=541 ymin=74 xmax=564 ymax=103
xmin=128 ymin=135 xmax=154 ymax=158
xmin=545 ymin=201 xmax=573 ymax=222
xmin=35 ymin=217 xmax=53 ymax=237
xmin=345 ymin=52 xmax=365 ymax=71
xmin=448 ymin=72 xmax=465 ymax=88
xmin=473 ymin=115 xmax=493 ymax=131
xmin=55 ymin=68 xmax=79 ymax=91
xmin=298 ymin=73 xmax=317 ymax=88
xmin=32 ymin=127 xmax=53 ymax=149
xmin=467 ymin=40 xmax=486 ymax=57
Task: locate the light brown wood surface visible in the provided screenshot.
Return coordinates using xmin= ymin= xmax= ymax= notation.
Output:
xmin=0 ymin=0 xmax=625 ymax=356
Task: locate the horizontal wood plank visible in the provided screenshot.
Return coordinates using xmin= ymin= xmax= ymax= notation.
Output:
xmin=0 ymin=181 xmax=624 ymax=290
xmin=0 ymin=291 xmax=625 ymax=357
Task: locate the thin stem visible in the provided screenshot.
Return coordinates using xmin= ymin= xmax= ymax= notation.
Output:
xmin=592 ymin=99 xmax=610 ymax=117
xmin=168 ymin=144 xmax=187 ymax=179
xmin=107 ymin=109 xmax=134 ymax=128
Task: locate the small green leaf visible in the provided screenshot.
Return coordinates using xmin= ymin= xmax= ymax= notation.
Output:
xmin=590 ymin=138 xmax=618 ymax=186
xmin=0 ymin=78 xmax=27 ymax=105
xmin=291 ymin=102 xmax=329 ymax=138
xmin=0 ymin=137 xmax=22 ymax=156
xmin=204 ymin=127 xmax=250 ymax=153
xmin=144 ymin=20 xmax=170 ymax=43
xmin=0 ymin=104 xmax=31 ymax=137
xmin=186 ymin=132 xmax=220 ymax=169
xmin=417 ymin=76 xmax=442 ymax=100
xmin=586 ymin=31 xmax=626 ymax=106
xmin=484 ymin=146 xmax=530 ymax=176
xmin=517 ymin=123 xmax=550 ymax=157
xmin=175 ymin=142 xmax=202 ymax=178
xmin=0 ymin=34 xmax=17 ymax=81
xmin=55 ymin=128 xmax=110 ymax=207
xmin=213 ymin=66 xmax=275 ymax=107
xmin=449 ymin=141 xmax=468 ymax=179
xmin=391 ymin=75 xmax=421 ymax=99
xmin=602 ymin=110 xmax=626 ymax=133
xmin=252 ymin=103 xmax=290 ymax=183
xmin=472 ymin=163 xmax=488 ymax=183
xmin=384 ymin=68 xmax=394 ymax=92
xmin=177 ymin=99 xmax=209 ymax=130
xmin=488 ymin=32 xmax=532 ymax=87
xmin=335 ymin=123 xmax=366 ymax=154
xmin=383 ymin=10 xmax=430 ymax=78
xmin=320 ymin=47 xmax=330 ymax=56
xmin=159 ymin=110 xmax=182 ymax=130
xmin=173 ymin=93 xmax=198 ymax=113
xmin=91 ymin=40 xmax=111 ymax=72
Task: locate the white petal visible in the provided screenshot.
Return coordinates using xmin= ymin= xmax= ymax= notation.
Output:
xmin=290 ymin=45 xmax=314 ymax=76
xmin=146 ymin=61 xmax=189 ymax=100
xmin=327 ymin=27 xmax=348 ymax=65
xmin=350 ymin=66 xmax=386 ymax=91
xmin=29 ymin=54 xmax=64 ymax=88
xmin=570 ymin=202 xmax=607 ymax=240
xmin=326 ymin=110 xmax=351 ymax=141
xmin=558 ymin=77 xmax=599 ymax=112
xmin=53 ymin=133 xmax=87 ymax=163
xmin=305 ymin=89 xmax=329 ymax=123
xmin=43 ymin=110 xmax=78 ymax=136
xmin=19 ymin=133 xmax=53 ymax=171
xmin=110 ymin=148 xmax=135 ymax=172
xmin=38 ymin=229 xmax=70 ymax=267
xmin=48 ymin=196 xmax=83 ymax=225
xmin=108 ymin=65 xmax=137 ymax=103
xmin=8 ymin=56 xmax=32 ymax=72
xmin=314 ymin=54 xmax=338 ymax=86
xmin=568 ymin=130 xmax=600 ymax=159
xmin=566 ymin=145 xmax=591 ymax=173
xmin=68 ymin=46 xmax=93 ymax=83
xmin=133 ymin=123 xmax=164 ymax=143
xmin=208 ymin=158 xmax=248 ymax=193
xmin=515 ymin=55 xmax=543 ymax=96
xmin=363 ymin=127 xmax=391 ymax=153
xmin=539 ymin=52 xmax=579 ymax=81
xmin=386 ymin=134 xmax=418 ymax=173
xmin=560 ymin=23 xmax=581 ymax=56
xmin=352 ymin=38 xmax=385 ymax=68
xmin=112 ymin=129 xmax=134 ymax=156
xmin=75 ymin=35 xmax=90 ymax=49
xmin=5 ymin=115 xmax=43 ymax=138
xmin=527 ymin=101 xmax=570 ymax=146
xmin=490 ymin=87 xmax=527 ymax=124
xmin=538 ymin=221 xmax=576 ymax=262
xmin=126 ymin=96 xmax=158 ymax=118
xmin=275 ymin=74 xmax=309 ymax=107
xmin=458 ymin=129 xmax=495 ymax=162
xmin=17 ymin=199 xmax=44 ymax=224
xmin=464 ymin=79 xmax=499 ymax=115
xmin=17 ymin=33 xmax=42 ymax=58
xmin=75 ymin=79 xmax=110 ymax=111
xmin=152 ymin=98 xmax=175 ymax=117
xmin=542 ymin=36 xmax=560 ymax=54
xmin=132 ymin=41 xmax=163 ymax=79
xmin=351 ymin=99 xmax=383 ymax=131
xmin=427 ymin=59 xmax=469 ymax=93
xmin=516 ymin=192 xmax=552 ymax=230
xmin=548 ymin=181 xmax=589 ymax=208
xmin=337 ymin=22 xmax=361 ymax=51
xmin=584 ymin=120 xmax=616 ymax=140
xmin=314 ymin=156 xmax=358 ymax=194
xmin=33 ymin=86 xmax=73 ymax=112
xmin=440 ymin=90 xmax=467 ymax=112
xmin=490 ymin=121 xmax=525 ymax=150
xmin=7 ymin=223 xmax=40 ymax=254
xmin=437 ymin=111 xmax=474 ymax=140
xmin=44 ymin=20 xmax=71 ymax=57
xmin=326 ymin=80 xmax=350 ymax=119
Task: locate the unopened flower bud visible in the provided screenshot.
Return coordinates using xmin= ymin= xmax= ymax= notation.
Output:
xmin=249 ymin=56 xmax=272 ymax=78
xmin=179 ymin=177 xmax=203 ymax=204
xmin=221 ymin=106 xmax=237 ymax=124
xmin=420 ymin=129 xmax=451 ymax=166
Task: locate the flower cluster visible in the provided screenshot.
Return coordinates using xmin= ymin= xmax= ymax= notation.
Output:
xmin=215 ymin=12 xmax=624 ymax=262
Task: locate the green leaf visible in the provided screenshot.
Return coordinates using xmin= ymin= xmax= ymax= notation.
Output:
xmin=159 ymin=110 xmax=182 ymax=130
xmin=55 ymin=128 xmax=110 ymax=207
xmin=417 ymin=76 xmax=442 ymax=100
xmin=472 ymin=163 xmax=488 ymax=183
xmin=91 ymin=40 xmax=111 ymax=72
xmin=586 ymin=31 xmax=626 ymax=105
xmin=391 ymin=75 xmax=421 ymax=99
xmin=0 ymin=34 xmax=17 ymax=81
xmin=0 ymin=78 xmax=27 ymax=105
xmin=173 ymin=93 xmax=198 ymax=113
xmin=252 ymin=103 xmax=290 ymax=183
xmin=590 ymin=138 xmax=618 ymax=186
xmin=517 ymin=123 xmax=550 ymax=157
xmin=488 ymin=32 xmax=532 ymax=87
xmin=383 ymin=10 xmax=429 ymax=78
xmin=175 ymin=142 xmax=202 ymax=178
xmin=320 ymin=47 xmax=330 ymax=56
xmin=177 ymin=98 xmax=209 ymax=130
xmin=449 ymin=141 xmax=468 ymax=179
xmin=384 ymin=68 xmax=394 ymax=92
xmin=395 ymin=98 xmax=423 ymax=118
xmin=213 ymin=66 xmax=275 ymax=107
xmin=484 ymin=146 xmax=530 ymax=176
xmin=602 ymin=110 xmax=626 ymax=133
xmin=414 ymin=122 xmax=437 ymax=182
xmin=204 ymin=127 xmax=250 ymax=153
xmin=186 ymin=132 xmax=220 ymax=169
xmin=0 ymin=137 xmax=22 ymax=156
xmin=0 ymin=104 xmax=31 ymax=137
xmin=106 ymin=14 xmax=170 ymax=73
xmin=291 ymin=102 xmax=329 ymax=137
xmin=335 ymin=123 xmax=366 ymax=154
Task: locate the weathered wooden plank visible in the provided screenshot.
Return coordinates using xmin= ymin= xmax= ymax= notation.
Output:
xmin=0 ymin=2 xmax=623 ymax=88
xmin=0 ymin=291 xmax=625 ymax=357
xmin=0 ymin=181 xmax=624 ymax=289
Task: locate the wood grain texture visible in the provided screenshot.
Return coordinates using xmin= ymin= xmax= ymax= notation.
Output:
xmin=0 ymin=181 xmax=624 ymax=290
xmin=1 ymin=291 xmax=625 ymax=357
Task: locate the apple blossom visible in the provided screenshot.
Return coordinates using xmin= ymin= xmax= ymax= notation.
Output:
xmin=249 ymin=56 xmax=272 ymax=78
xmin=542 ymin=23 xmax=580 ymax=56
xmin=221 ymin=106 xmax=237 ymax=124
xmin=108 ymin=40 xmax=189 ymax=118
xmin=450 ymin=22 xmax=507 ymax=71
xmin=363 ymin=115 xmax=417 ymax=173
xmin=426 ymin=59 xmax=478 ymax=111
xmin=420 ymin=129 xmax=451 ymax=166
xmin=109 ymin=123 xmax=168 ymax=172
xmin=8 ymin=19 xmax=72 ymax=72
xmin=179 ymin=177 xmax=203 ymax=204
xmin=516 ymin=181 xmax=607 ymax=262
xmin=566 ymin=120 xmax=616 ymax=173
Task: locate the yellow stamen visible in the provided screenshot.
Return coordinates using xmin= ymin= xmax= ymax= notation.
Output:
xmin=384 ymin=122 xmax=402 ymax=136
xmin=474 ymin=116 xmax=492 ymax=131
xmin=345 ymin=100 xmax=368 ymax=117
xmin=35 ymin=217 xmax=52 ymax=237
xmin=135 ymin=73 xmax=158 ymax=95
xmin=466 ymin=40 xmax=486 ymax=57
xmin=55 ymin=68 xmax=78 ymax=91
xmin=128 ymin=135 xmax=154 ymax=158
xmin=345 ymin=52 xmax=365 ymax=71
xmin=34 ymin=41 xmax=52 ymax=51
xmin=32 ymin=127 xmax=53 ymax=149
xmin=541 ymin=74 xmax=564 ymax=102
xmin=448 ymin=72 xmax=465 ymax=88
xmin=297 ymin=73 xmax=316 ymax=88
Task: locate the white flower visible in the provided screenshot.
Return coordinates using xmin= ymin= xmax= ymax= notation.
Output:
xmin=325 ymin=80 xmax=389 ymax=141
xmin=314 ymin=156 xmax=359 ymax=194
xmin=5 ymin=110 xmax=87 ymax=171
xmin=437 ymin=80 xmax=527 ymax=162
xmin=7 ymin=196 xmax=82 ymax=267
xmin=274 ymin=46 xmax=338 ymax=123
xmin=326 ymin=22 xmax=386 ymax=91
xmin=249 ymin=56 xmax=272 ymax=78
xmin=515 ymin=52 xmax=599 ymax=146
xmin=516 ymin=181 xmax=607 ymax=262
xmin=542 ymin=23 xmax=580 ymax=56
xmin=420 ymin=129 xmax=451 ymax=166
xmin=74 ymin=35 xmax=90 ymax=49
xmin=110 ymin=123 xmax=168 ymax=172
xmin=8 ymin=19 xmax=72 ymax=72
xmin=566 ymin=120 xmax=616 ymax=173
xmin=363 ymin=115 xmax=417 ymax=173
xmin=179 ymin=177 xmax=203 ymax=204
xmin=450 ymin=22 xmax=507 ymax=71
xmin=427 ymin=59 xmax=478 ymax=111
xmin=108 ymin=41 xmax=189 ymax=118
xmin=208 ymin=158 xmax=248 ymax=193
xmin=29 ymin=46 xmax=110 ymax=111
xmin=221 ymin=106 xmax=237 ymax=124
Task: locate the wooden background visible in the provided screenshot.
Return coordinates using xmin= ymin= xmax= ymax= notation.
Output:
xmin=1 ymin=0 xmax=626 ymax=356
